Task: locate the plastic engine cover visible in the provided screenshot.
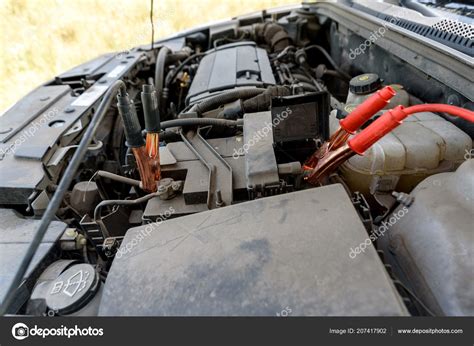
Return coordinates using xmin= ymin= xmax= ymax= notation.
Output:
xmin=99 ymin=184 xmax=407 ymax=316
xmin=186 ymin=42 xmax=276 ymax=105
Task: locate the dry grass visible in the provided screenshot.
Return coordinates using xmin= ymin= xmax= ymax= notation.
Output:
xmin=0 ymin=0 xmax=295 ymax=114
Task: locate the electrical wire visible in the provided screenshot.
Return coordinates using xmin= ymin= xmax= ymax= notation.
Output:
xmin=348 ymin=103 xmax=474 ymax=155
xmin=404 ymin=104 xmax=474 ymax=123
xmin=150 ymin=0 xmax=155 ymax=50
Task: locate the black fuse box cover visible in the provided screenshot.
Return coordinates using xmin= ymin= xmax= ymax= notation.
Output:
xmin=271 ymin=91 xmax=330 ymax=143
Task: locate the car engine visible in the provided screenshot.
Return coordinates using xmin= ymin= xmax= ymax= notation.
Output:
xmin=0 ymin=1 xmax=473 ymax=317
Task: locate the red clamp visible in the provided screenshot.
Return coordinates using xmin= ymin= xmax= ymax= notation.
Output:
xmin=340 ymin=86 xmax=396 ymax=134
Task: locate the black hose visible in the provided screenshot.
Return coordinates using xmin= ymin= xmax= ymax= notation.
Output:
xmin=155 ymin=46 xmax=170 ymax=91
xmin=159 ymin=130 xmax=182 ymax=142
xmin=303 ymin=45 xmax=352 ymax=81
xmin=161 ymin=118 xmax=243 ymax=129
xmin=292 ymin=73 xmax=313 ymax=84
xmin=295 ymin=81 xmax=319 ymax=92
xmin=189 ymin=88 xmax=267 ymax=116
xmin=166 ymin=49 xmax=192 ymax=64
xmin=242 ymin=86 xmax=291 ymax=113
xmin=322 ymin=69 xmax=348 ymax=80
xmin=192 ymin=86 xmax=292 ymax=120
xmin=0 ymin=80 xmax=127 ymax=315
xmin=253 ymin=23 xmax=291 ymax=53
xmin=154 ymin=46 xmax=171 ymax=116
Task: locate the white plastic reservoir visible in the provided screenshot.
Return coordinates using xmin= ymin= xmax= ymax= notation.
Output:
xmin=330 ymin=94 xmax=472 ymax=194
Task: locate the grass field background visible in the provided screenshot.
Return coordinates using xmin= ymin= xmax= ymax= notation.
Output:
xmin=0 ymin=0 xmax=295 ymax=114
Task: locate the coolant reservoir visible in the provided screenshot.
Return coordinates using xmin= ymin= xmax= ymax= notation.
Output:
xmin=330 ymin=79 xmax=472 ymax=195
xmin=345 ymin=74 xmax=410 ymax=112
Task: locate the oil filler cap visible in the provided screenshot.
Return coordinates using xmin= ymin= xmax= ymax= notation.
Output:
xmin=349 ymin=73 xmax=382 ymax=95
xmin=45 ymin=263 xmax=100 ymax=315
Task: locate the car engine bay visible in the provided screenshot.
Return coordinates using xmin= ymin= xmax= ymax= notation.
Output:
xmin=0 ymin=1 xmax=473 ymax=317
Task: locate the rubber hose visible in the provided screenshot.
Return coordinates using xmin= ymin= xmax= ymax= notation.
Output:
xmin=154 ymin=46 xmax=171 ymax=116
xmin=242 ymin=86 xmax=291 ymax=113
xmin=189 ymin=88 xmax=267 ymax=116
xmin=161 ymin=118 xmax=243 ymax=129
xmin=254 ymin=23 xmax=291 ymax=53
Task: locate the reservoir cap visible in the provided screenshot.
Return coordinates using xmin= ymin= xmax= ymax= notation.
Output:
xmin=349 ymin=73 xmax=382 ymax=95
xmin=45 ymin=263 xmax=100 ymax=315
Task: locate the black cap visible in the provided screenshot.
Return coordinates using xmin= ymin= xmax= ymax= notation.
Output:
xmin=349 ymin=73 xmax=382 ymax=95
